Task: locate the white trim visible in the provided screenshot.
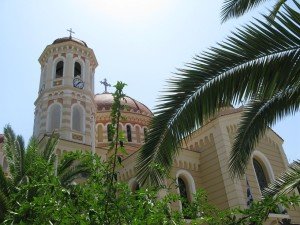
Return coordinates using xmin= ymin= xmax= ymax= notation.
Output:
xmin=252 ymin=150 xmax=275 ymax=181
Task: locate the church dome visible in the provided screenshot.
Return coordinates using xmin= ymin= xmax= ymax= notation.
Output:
xmin=94 ymin=93 xmax=152 ymax=116
xmin=52 ymin=37 xmax=88 ymax=47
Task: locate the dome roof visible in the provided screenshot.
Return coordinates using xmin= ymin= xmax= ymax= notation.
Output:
xmin=94 ymin=93 xmax=152 ymax=116
xmin=52 ymin=37 xmax=88 ymax=47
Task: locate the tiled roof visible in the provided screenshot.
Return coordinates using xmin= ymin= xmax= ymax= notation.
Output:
xmin=94 ymin=93 xmax=153 ymax=116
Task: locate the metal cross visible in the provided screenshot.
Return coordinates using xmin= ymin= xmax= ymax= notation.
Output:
xmin=100 ymin=78 xmax=111 ymax=93
xmin=67 ymin=28 xmax=75 ymax=38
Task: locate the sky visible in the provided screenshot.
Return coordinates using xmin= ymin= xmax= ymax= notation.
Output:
xmin=0 ymin=0 xmax=299 ymax=162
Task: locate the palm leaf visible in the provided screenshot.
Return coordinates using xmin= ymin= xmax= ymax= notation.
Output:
xmin=0 ymin=166 xmax=9 ymax=196
xmin=13 ymin=135 xmax=25 ymax=184
xmin=136 ymin=4 xmax=300 ymax=185
xmin=263 ymin=160 xmax=300 ymax=197
xmin=221 ymin=0 xmax=287 ymax=22
xmin=0 ymin=190 xmax=9 ymax=223
xmin=230 ymin=84 xmax=300 ymax=177
xmin=40 ymin=133 xmax=59 ymax=164
xmin=57 ymin=153 xmax=91 ymax=186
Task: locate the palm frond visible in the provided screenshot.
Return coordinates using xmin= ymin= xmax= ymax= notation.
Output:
xmin=269 ymin=0 xmax=287 ymax=20
xmin=3 ymin=125 xmax=17 ymax=176
xmin=13 ymin=135 xmax=25 ymax=184
xmin=263 ymin=160 xmax=300 ymax=197
xmin=0 ymin=190 xmax=9 ymax=223
xmin=136 ymin=4 xmax=300 ymax=185
xmin=0 ymin=166 xmax=9 ymax=196
xmin=57 ymin=153 xmax=91 ymax=186
xmin=221 ymin=0 xmax=269 ymax=22
xmin=230 ymin=84 xmax=300 ymax=177
xmin=41 ymin=133 xmax=59 ymax=164
xmin=221 ymin=0 xmax=288 ymax=23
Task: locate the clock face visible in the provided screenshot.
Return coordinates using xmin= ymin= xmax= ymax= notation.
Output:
xmin=73 ymin=78 xmax=84 ymax=89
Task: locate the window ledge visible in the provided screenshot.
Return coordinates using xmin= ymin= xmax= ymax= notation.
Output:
xmin=268 ymin=213 xmax=290 ymax=219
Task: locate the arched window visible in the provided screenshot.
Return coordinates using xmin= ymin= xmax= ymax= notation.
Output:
xmin=47 ymin=104 xmax=61 ymax=132
xmin=72 ymin=105 xmax=84 ymax=132
xmin=126 ymin=125 xmax=132 ymax=142
xmin=55 ymin=61 xmax=64 ymax=78
xmin=97 ymin=124 xmax=103 ymax=142
xmin=178 ymin=177 xmax=190 ymax=218
xmin=107 ymin=124 xmax=113 ymax=142
xmin=144 ymin=128 xmax=148 ymax=142
xmin=253 ymin=158 xmax=269 ymax=191
xmin=74 ymin=62 xmax=81 ymax=78
xmin=136 ymin=126 xmax=141 ymax=143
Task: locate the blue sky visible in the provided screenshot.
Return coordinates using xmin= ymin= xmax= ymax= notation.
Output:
xmin=1 ymin=0 xmax=299 ymax=162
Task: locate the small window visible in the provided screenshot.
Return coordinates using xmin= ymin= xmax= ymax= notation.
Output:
xmin=107 ymin=124 xmax=113 ymax=142
xmin=55 ymin=61 xmax=64 ymax=78
xmin=74 ymin=62 xmax=81 ymax=78
xmin=253 ymin=159 xmax=269 ymax=191
xmin=126 ymin=125 xmax=132 ymax=142
xmin=72 ymin=105 xmax=84 ymax=132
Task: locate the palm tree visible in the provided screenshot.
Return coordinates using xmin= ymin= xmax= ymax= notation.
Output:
xmin=136 ymin=2 xmax=300 ymax=185
xmin=0 ymin=125 xmax=91 ymax=222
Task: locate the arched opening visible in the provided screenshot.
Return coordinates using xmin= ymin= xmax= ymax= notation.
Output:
xmin=253 ymin=158 xmax=269 ymax=191
xmin=97 ymin=124 xmax=103 ymax=142
xmin=47 ymin=104 xmax=61 ymax=132
xmin=107 ymin=124 xmax=113 ymax=142
xmin=72 ymin=104 xmax=84 ymax=132
xmin=55 ymin=61 xmax=64 ymax=78
xmin=74 ymin=62 xmax=81 ymax=78
xmin=126 ymin=125 xmax=132 ymax=142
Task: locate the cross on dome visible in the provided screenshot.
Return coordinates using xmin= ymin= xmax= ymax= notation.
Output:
xmin=100 ymin=78 xmax=111 ymax=93
xmin=67 ymin=28 xmax=75 ymax=38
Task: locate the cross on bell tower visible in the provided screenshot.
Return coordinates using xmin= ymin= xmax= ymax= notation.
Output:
xmin=100 ymin=78 xmax=111 ymax=93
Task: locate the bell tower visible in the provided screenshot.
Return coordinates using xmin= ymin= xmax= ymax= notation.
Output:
xmin=33 ymin=33 xmax=98 ymax=145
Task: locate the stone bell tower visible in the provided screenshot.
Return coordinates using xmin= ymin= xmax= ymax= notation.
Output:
xmin=33 ymin=31 xmax=98 ymax=145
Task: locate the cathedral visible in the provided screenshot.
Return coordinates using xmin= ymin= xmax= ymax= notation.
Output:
xmin=0 ymin=35 xmax=300 ymax=224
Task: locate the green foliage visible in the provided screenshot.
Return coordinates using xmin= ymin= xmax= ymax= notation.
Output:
xmin=4 ymin=153 xmax=300 ymax=224
xmin=0 ymin=125 xmax=90 ymax=223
